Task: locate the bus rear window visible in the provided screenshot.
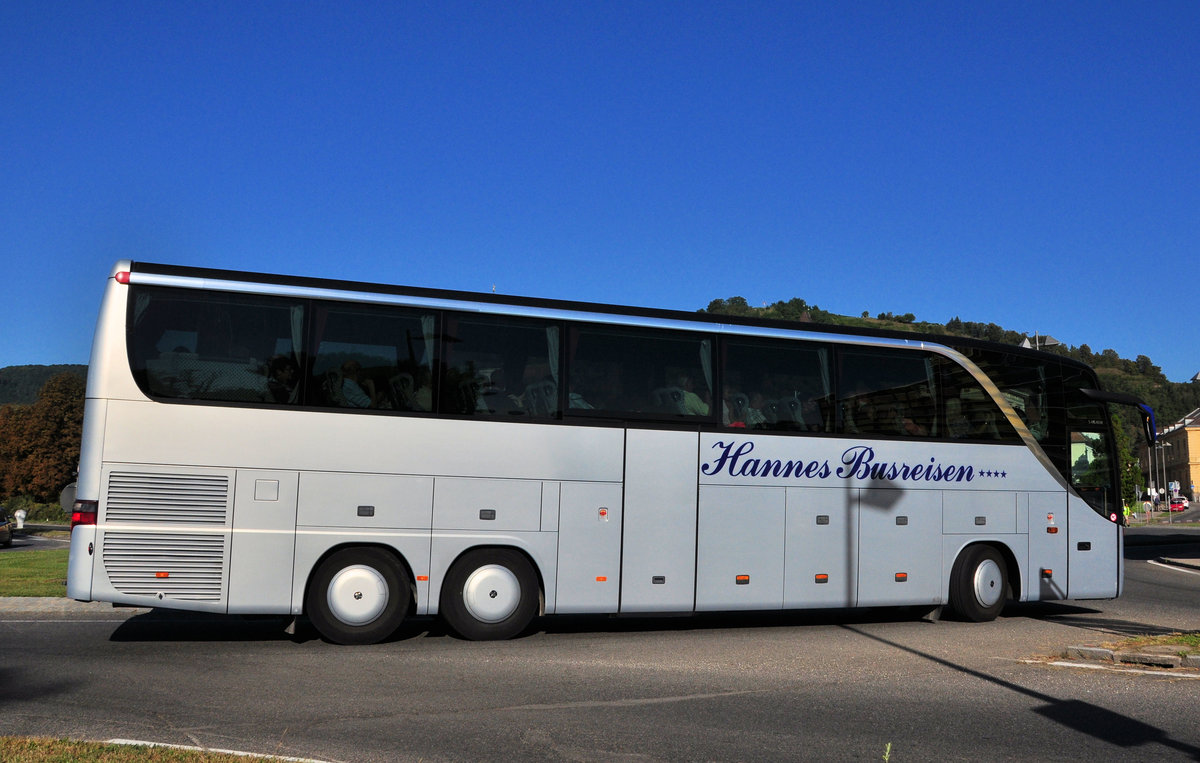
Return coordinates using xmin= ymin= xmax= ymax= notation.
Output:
xmin=129 ymin=286 xmax=305 ymax=404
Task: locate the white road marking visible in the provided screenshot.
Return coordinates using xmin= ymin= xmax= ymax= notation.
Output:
xmin=106 ymin=739 xmax=336 ymax=762
xmin=1147 ymin=559 xmax=1200 ymax=576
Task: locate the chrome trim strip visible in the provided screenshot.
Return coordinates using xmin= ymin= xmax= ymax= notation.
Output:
xmin=127 ymin=271 xmax=939 ymax=352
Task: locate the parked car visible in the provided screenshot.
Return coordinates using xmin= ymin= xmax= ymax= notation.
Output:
xmin=1169 ymin=497 xmax=1189 ymax=512
xmin=0 ymin=511 xmax=13 ymax=547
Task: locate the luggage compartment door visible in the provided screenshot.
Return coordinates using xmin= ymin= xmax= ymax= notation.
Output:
xmin=620 ymin=429 xmax=698 ymax=612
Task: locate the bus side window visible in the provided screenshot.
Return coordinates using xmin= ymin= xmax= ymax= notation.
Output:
xmin=567 ymin=325 xmax=713 ymax=421
xmin=934 ymin=356 xmax=1021 ymax=443
xmin=721 ymin=338 xmax=832 ymax=433
xmin=438 ymin=315 xmax=561 ymax=419
xmin=838 ymin=348 xmax=936 ymax=438
xmin=129 ymin=286 xmax=302 ymax=404
xmin=309 ymin=304 xmax=435 ymax=412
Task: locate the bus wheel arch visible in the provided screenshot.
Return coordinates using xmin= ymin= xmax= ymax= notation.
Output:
xmin=949 ymin=543 xmax=1013 ymax=622
xmin=439 ymin=546 xmax=542 ymax=641
xmin=304 ymin=544 xmax=413 ymax=645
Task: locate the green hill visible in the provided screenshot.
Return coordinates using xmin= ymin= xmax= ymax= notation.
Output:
xmin=699 ymin=297 xmax=1200 ymax=427
xmin=0 ymin=365 xmax=88 ymax=406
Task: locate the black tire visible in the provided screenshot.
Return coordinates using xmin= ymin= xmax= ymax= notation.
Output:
xmin=949 ymin=544 xmax=1008 ymax=622
xmin=440 ymin=548 xmax=539 ymax=640
xmin=305 ymin=547 xmax=410 ymax=645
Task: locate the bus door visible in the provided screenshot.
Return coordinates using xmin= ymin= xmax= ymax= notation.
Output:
xmin=1066 ymin=428 xmax=1121 ymax=599
xmin=620 ymin=428 xmax=698 ymax=612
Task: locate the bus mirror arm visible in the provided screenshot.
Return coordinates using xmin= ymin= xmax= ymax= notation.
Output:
xmin=1078 ymin=388 xmax=1156 ymax=444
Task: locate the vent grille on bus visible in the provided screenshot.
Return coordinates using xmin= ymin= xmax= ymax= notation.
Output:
xmin=102 ymin=531 xmax=226 ymax=601
xmin=104 ymin=472 xmax=229 ymax=525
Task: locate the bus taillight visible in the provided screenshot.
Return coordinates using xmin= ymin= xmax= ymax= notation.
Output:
xmin=71 ymin=500 xmax=98 ymax=527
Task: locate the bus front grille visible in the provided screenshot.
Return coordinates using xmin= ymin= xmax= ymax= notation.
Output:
xmin=102 ymin=531 xmax=226 ymax=601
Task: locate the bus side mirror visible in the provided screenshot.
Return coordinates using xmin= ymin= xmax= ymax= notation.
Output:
xmin=60 ymin=482 xmax=77 ymax=514
xmin=1139 ymin=404 xmax=1156 ymax=445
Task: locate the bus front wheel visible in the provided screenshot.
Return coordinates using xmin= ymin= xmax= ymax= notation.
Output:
xmin=306 ymin=547 xmax=410 ymax=645
xmin=440 ymin=548 xmax=539 ymax=640
xmin=949 ymin=545 xmax=1008 ymax=622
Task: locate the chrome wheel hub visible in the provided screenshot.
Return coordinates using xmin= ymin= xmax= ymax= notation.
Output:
xmin=462 ymin=564 xmax=521 ymax=623
xmin=972 ymin=558 xmax=1004 ymax=608
xmin=327 ymin=564 xmax=388 ymax=626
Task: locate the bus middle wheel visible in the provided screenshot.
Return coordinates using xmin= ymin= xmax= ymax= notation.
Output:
xmin=306 ymin=547 xmax=410 ymax=645
xmin=440 ymin=548 xmax=538 ymax=640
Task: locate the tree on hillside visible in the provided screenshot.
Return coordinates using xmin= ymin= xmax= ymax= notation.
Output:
xmin=0 ymin=373 xmax=84 ymax=502
xmin=702 ymin=297 xmax=756 ymax=317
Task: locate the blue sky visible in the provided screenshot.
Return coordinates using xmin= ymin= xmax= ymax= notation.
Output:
xmin=3 ymin=2 xmax=1197 ymax=381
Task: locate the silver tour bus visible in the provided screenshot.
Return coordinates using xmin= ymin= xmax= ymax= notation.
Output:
xmin=67 ymin=261 xmax=1154 ymax=643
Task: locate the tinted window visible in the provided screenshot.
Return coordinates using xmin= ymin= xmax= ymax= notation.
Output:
xmin=129 ymin=286 xmax=305 ymax=404
xmin=722 ymin=339 xmax=832 ymax=432
xmin=310 ymin=303 xmax=435 ymax=411
xmin=439 ymin=315 xmax=560 ymax=418
xmin=839 ymin=348 xmax=937 ymax=437
xmin=934 ymin=355 xmax=1021 ymax=443
xmin=836 ymin=347 xmax=1019 ymax=442
xmin=567 ymin=325 xmax=713 ymax=420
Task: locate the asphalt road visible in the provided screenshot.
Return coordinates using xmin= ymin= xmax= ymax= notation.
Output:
xmin=2 ymin=533 xmax=1199 ymax=762
xmin=1 ymin=531 xmax=70 ymax=552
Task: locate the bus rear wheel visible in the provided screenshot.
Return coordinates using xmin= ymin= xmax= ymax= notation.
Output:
xmin=306 ymin=547 xmax=410 ymax=645
xmin=949 ymin=545 xmax=1008 ymax=622
xmin=440 ymin=548 xmax=538 ymax=640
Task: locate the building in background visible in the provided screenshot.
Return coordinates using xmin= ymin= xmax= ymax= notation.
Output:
xmin=1141 ymin=408 xmax=1200 ymax=504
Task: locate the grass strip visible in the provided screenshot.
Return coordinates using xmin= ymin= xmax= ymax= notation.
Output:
xmin=1107 ymin=632 xmax=1200 ymax=656
xmin=0 ymin=548 xmax=68 ymax=597
xmin=0 ymin=737 xmax=294 ymax=762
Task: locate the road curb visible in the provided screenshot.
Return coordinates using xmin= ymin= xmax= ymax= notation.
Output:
xmin=0 ymin=597 xmax=150 ymax=615
xmin=1064 ymin=646 xmax=1200 ymax=670
xmin=1157 ymin=556 xmax=1200 ymax=571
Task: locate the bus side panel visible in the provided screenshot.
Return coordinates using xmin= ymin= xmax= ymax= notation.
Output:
xmin=857 ymin=489 xmax=942 ymax=607
xmin=784 ymin=487 xmax=858 ymax=609
xmin=696 ymin=485 xmax=784 ymax=611
xmin=228 ymin=470 xmax=298 ymax=614
xmin=292 ymin=472 xmax=436 ymax=615
xmin=1066 ymin=494 xmax=1121 ymax=600
xmin=620 ymin=429 xmax=699 ymax=613
xmin=1026 ymin=492 xmax=1067 ymax=600
xmin=66 ymin=524 xmax=97 ymax=601
xmin=556 ymin=482 xmax=623 ymax=613
xmin=67 ymin=399 xmax=108 ymax=602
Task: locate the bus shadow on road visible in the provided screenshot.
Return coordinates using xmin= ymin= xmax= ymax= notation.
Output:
xmin=109 ymin=610 xmax=309 ymax=643
xmin=1005 ymin=600 xmax=1184 ymax=638
xmin=106 ymin=605 xmax=950 ymax=644
xmin=845 ymin=625 xmax=1200 ymax=758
